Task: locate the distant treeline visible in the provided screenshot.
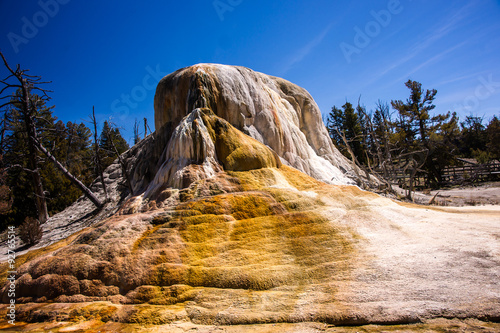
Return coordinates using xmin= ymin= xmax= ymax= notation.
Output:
xmin=326 ymin=80 xmax=500 ymax=191
xmin=0 ymin=90 xmax=130 ymax=231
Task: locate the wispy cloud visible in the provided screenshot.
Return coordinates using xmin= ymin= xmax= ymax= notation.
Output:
xmin=411 ymin=4 xmax=470 ymax=50
xmin=434 ymin=72 xmax=486 ymax=87
xmin=437 ymin=89 xmax=475 ymax=107
xmin=279 ymin=23 xmax=333 ymax=75
xmin=362 ymin=2 xmax=476 ymax=88
xmin=391 ymin=41 xmax=469 ymax=85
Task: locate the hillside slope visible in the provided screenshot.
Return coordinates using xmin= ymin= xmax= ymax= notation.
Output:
xmin=0 ymin=64 xmax=498 ymax=331
xmin=0 ymin=165 xmax=499 ymax=331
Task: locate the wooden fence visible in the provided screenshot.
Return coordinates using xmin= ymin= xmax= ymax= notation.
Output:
xmin=374 ymin=160 xmax=500 ymax=188
xmin=441 ymin=161 xmax=500 ymax=184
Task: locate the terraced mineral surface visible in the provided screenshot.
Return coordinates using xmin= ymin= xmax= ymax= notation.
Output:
xmin=0 ymin=64 xmax=498 ymax=332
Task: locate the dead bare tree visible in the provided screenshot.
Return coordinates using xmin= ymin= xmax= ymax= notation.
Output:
xmin=398 ymin=149 xmax=428 ymax=201
xmin=355 ymin=100 xmax=394 ymax=193
xmin=0 ymin=51 xmax=49 ymax=223
xmin=334 ymin=128 xmax=372 ymax=188
xmin=144 ymin=117 xmax=152 ymax=139
xmin=32 ymin=137 xmax=103 ymax=208
xmin=103 ymin=122 xmax=134 ymax=196
xmin=133 ymin=119 xmax=140 ymax=145
xmin=0 ymin=51 xmax=103 ymax=215
xmin=90 ymin=106 xmax=108 ymax=201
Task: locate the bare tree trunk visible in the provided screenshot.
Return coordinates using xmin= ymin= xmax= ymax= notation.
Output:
xmin=133 ymin=119 xmax=140 ymax=144
xmin=1 ymin=51 xmax=51 ymax=223
xmin=22 ymin=82 xmax=49 ymax=223
xmin=91 ymin=106 xmax=107 ymax=200
xmin=335 ymin=128 xmax=368 ymax=188
xmin=357 ymin=105 xmax=393 ymax=191
xmin=1 ymin=52 xmax=105 ymax=219
xmin=144 ymin=118 xmax=153 ymax=138
xmin=379 ymin=105 xmax=397 ymax=183
xmin=104 ymin=126 xmax=134 ymax=196
xmin=116 ymin=149 xmax=134 ymax=196
xmin=407 ymin=159 xmax=416 ymax=202
xmin=404 ymin=152 xmax=427 ymax=202
xmin=33 ymin=137 xmax=103 ymax=209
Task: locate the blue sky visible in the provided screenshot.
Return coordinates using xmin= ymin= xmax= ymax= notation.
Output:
xmin=1 ymin=0 xmax=499 ymax=144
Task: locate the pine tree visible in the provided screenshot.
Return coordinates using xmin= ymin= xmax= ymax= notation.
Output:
xmin=0 ymin=92 xmax=96 ymax=227
xmin=41 ymin=120 xmax=93 ymax=214
xmin=326 ymin=102 xmax=367 ymax=164
xmin=98 ymin=121 xmax=133 ymax=195
xmin=459 ymin=116 xmax=487 ymax=158
xmin=392 ymin=81 xmax=435 ymax=186
xmin=429 ymin=111 xmax=460 ymax=175
xmin=2 ymin=91 xmax=51 ymax=225
xmin=0 ymin=52 xmax=104 ymax=230
xmin=326 ymin=106 xmax=344 ymax=149
xmin=486 ymin=116 xmax=500 ymax=161
xmin=372 ymin=101 xmax=395 ymax=179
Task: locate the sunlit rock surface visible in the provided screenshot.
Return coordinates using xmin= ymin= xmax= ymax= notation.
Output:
xmin=0 ymin=64 xmax=498 ymax=332
xmin=154 ymin=64 xmax=361 ymax=186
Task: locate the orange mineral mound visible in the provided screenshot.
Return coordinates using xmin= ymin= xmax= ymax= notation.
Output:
xmin=1 ymin=65 xmax=499 ymax=331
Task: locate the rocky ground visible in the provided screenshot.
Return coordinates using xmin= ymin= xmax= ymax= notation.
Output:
xmin=0 ymin=64 xmax=499 ymax=332
xmin=0 ymin=317 xmax=499 ymax=332
xmin=392 ymin=181 xmax=500 ymax=207
xmin=428 ymin=181 xmax=500 ymax=206
xmin=0 ymin=168 xmax=499 ymax=331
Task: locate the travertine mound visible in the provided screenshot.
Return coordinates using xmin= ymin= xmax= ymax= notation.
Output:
xmin=1 ymin=167 xmax=499 ymax=329
xmin=138 ymin=108 xmax=281 ymax=201
xmin=120 ymin=64 xmax=373 ymax=211
xmin=153 ymin=64 xmax=362 ymax=186
xmin=0 ymin=65 xmax=498 ymax=331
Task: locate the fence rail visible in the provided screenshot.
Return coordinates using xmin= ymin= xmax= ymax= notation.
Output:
xmin=374 ymin=161 xmax=500 ymax=188
xmin=441 ymin=162 xmax=500 ymax=183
